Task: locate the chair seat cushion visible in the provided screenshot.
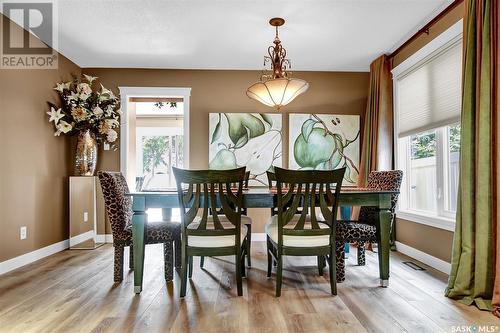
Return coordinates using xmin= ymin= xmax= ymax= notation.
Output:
xmin=337 ymin=221 xmax=376 ymax=242
xmin=265 ymin=215 xmax=331 ymax=247
xmin=146 ymin=220 xmax=181 ymax=242
xmin=187 ymin=217 xmax=248 ymax=248
xmin=122 ymin=220 xmax=181 ymax=244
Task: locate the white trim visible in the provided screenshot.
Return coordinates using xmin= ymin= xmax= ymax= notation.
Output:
xmin=118 ymin=87 xmax=191 ymax=184
xmin=395 ymin=241 xmax=451 ymax=275
xmin=387 ymin=0 xmax=455 ymax=54
xmin=0 ymin=239 xmax=69 ymax=275
xmin=397 ymin=210 xmax=456 ymax=232
xmin=251 ymin=233 xmax=266 ymax=242
xmin=391 ymin=19 xmax=463 ymax=77
xmin=0 ymin=233 xmax=115 ymax=275
xmin=393 ymin=20 xmax=462 ymax=232
xmin=69 ymin=230 xmax=94 ymax=247
xmin=95 ymin=234 xmax=113 ymax=243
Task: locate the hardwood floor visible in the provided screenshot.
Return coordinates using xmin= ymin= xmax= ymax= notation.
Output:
xmin=0 ymin=243 xmax=496 ymax=333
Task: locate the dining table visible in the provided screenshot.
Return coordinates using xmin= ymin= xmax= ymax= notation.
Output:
xmin=126 ymin=187 xmax=397 ymax=294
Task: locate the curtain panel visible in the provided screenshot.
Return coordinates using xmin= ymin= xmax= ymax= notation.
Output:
xmin=358 ymin=54 xmax=394 ymax=187
xmin=446 ymin=0 xmax=499 ymax=314
xmin=491 ymin=0 xmax=500 ymax=318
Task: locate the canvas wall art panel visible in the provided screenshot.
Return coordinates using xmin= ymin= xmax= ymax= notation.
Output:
xmin=289 ymin=114 xmax=360 ymax=185
xmin=209 ymin=113 xmax=282 ymax=186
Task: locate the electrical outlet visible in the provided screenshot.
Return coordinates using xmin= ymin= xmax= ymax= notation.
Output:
xmin=103 ymin=143 xmax=110 ymax=151
xmin=20 ymin=226 xmax=27 ymax=240
xmin=83 ymin=212 xmax=88 ymax=222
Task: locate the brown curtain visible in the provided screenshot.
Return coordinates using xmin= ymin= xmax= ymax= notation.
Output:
xmin=492 ymin=0 xmax=500 ymax=318
xmin=358 ymin=55 xmax=394 ymax=187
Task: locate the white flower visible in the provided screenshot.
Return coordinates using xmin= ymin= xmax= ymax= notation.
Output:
xmin=71 ymin=107 xmax=88 ymax=122
xmin=106 ymin=129 xmax=118 ymax=142
xmin=56 ymin=120 xmax=72 ymax=134
xmin=93 ymin=106 xmax=104 ymax=116
xmin=83 ymin=74 xmax=97 ymax=84
xmin=100 ymin=84 xmax=116 ymax=99
xmin=77 ymin=83 xmax=92 ymax=95
xmin=54 ymin=82 xmax=71 ymax=93
xmin=80 ymin=93 xmax=90 ymax=101
xmin=46 ymin=107 xmax=64 ymax=124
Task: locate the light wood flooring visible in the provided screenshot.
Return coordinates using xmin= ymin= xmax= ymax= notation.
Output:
xmin=0 ymin=242 xmax=497 ymax=333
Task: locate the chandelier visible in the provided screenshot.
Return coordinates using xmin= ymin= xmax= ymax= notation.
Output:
xmin=246 ymin=18 xmax=309 ymax=110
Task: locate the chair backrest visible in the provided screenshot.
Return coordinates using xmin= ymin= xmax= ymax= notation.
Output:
xmin=274 ymin=167 xmax=346 ymax=243
xmin=266 ymin=171 xmax=279 ymax=216
xmin=358 ymin=170 xmax=403 ymax=224
xmin=211 ymin=170 xmax=249 ymax=216
xmin=266 ymin=171 xmax=276 ymax=189
xmin=172 ymin=167 xmax=246 ymax=240
xmin=97 ymin=171 xmax=133 ymax=241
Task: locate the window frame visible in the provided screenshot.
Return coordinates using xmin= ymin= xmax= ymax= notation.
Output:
xmin=392 ymin=20 xmax=463 ymax=232
xmin=396 ymin=125 xmax=458 ymax=232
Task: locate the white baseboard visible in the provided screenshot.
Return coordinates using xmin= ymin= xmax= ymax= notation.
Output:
xmin=95 ymin=234 xmax=113 ymax=243
xmin=69 ymin=230 xmax=94 ymax=247
xmin=0 ymin=233 xmax=115 ymax=275
xmin=395 ymin=241 xmax=451 ymax=274
xmin=0 ymin=239 xmax=69 ymax=275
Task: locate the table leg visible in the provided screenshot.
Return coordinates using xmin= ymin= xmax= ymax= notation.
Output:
xmin=133 ymin=212 xmax=147 ymax=294
xmin=377 ymin=209 xmax=391 ymax=287
xmin=162 ymin=208 xmax=172 ymax=221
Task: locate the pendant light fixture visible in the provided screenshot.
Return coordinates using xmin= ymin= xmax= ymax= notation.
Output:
xmin=246 ymin=18 xmax=309 ymax=110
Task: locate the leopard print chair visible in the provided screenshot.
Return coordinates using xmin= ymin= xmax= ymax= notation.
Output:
xmin=335 ymin=170 xmax=403 ymax=282
xmin=97 ymin=171 xmax=181 ymax=283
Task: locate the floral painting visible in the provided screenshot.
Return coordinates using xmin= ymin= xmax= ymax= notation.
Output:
xmin=209 ymin=113 xmax=282 ymax=186
xmin=289 ymin=114 xmax=360 ymax=185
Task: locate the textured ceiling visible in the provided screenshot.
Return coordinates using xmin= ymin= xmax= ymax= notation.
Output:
xmin=3 ymin=0 xmax=453 ymax=71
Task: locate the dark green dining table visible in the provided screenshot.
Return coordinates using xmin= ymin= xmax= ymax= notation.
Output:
xmin=126 ymin=188 xmax=396 ymax=294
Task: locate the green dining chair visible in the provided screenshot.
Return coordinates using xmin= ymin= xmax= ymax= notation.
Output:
xmin=266 ymin=167 xmax=345 ymax=297
xmin=203 ymin=171 xmax=252 ymax=268
xmin=173 ymin=167 xmax=249 ymax=297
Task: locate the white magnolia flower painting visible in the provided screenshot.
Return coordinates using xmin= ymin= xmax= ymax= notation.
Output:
xmin=289 ymin=114 xmax=360 ymax=186
xmin=209 ymin=113 xmax=282 ymax=186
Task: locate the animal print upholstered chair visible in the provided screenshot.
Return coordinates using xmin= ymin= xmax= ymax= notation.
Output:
xmin=98 ymin=171 xmax=181 ymax=283
xmin=335 ymin=170 xmax=403 ymax=282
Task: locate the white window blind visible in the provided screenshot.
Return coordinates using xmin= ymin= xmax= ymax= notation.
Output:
xmin=396 ymin=40 xmax=462 ymax=137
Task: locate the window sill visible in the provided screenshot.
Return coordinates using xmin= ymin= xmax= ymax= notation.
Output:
xmin=396 ymin=210 xmax=456 ymax=232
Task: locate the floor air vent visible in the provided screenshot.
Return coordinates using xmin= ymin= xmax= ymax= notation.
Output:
xmin=402 ymin=261 xmax=426 ymax=271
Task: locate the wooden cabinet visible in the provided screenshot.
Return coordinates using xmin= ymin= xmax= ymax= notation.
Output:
xmin=69 ymin=176 xmax=106 ymax=249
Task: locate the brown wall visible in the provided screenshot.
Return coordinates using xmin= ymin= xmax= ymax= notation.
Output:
xmin=82 ymin=68 xmax=370 ymax=232
xmin=391 ymin=0 xmax=464 ymax=263
xmin=0 ymin=16 xmax=81 ymax=261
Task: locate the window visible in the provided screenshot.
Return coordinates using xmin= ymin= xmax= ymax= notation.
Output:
xmin=136 ymin=129 xmax=184 ymax=190
xmin=393 ymin=20 xmax=462 ymax=231
xmin=397 ymin=124 xmax=460 ymax=229
xmin=118 ymin=88 xmax=191 ymax=223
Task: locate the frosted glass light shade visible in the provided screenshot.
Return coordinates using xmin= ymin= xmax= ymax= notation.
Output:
xmin=246 ymin=78 xmax=309 ymax=110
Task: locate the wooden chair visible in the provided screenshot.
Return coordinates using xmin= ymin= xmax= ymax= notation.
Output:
xmin=335 ymin=170 xmax=403 ymax=282
xmin=203 ymin=171 xmax=252 ymax=268
xmin=173 ymin=167 xmax=249 ymax=297
xmin=266 ymin=167 xmax=345 ymax=297
xmin=97 ymin=171 xmax=181 ymax=283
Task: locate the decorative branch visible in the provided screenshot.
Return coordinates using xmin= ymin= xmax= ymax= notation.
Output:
xmin=310 ymin=114 xmax=359 ymax=174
